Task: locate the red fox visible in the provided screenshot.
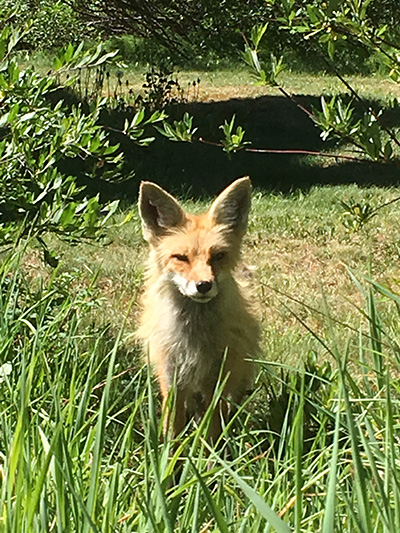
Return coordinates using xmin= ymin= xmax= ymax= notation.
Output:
xmin=137 ymin=177 xmax=260 ymax=441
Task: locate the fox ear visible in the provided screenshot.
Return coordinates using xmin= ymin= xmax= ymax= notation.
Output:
xmin=139 ymin=182 xmax=186 ymax=242
xmin=209 ymin=177 xmax=252 ymax=235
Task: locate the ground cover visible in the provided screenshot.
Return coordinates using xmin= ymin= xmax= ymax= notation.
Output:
xmin=70 ymin=67 xmax=400 ymax=197
xmin=2 ymin=71 xmax=400 ymax=531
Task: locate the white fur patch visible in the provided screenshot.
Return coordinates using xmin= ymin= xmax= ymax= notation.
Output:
xmin=169 ymin=272 xmax=218 ymax=302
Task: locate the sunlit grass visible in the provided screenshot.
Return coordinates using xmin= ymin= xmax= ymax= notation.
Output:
xmin=35 ymin=184 xmax=400 ymax=364
xmin=30 ymin=46 xmax=400 ymax=104
xmin=2 ymin=236 xmax=400 ymax=530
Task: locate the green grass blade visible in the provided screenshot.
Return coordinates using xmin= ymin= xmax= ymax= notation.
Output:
xmin=321 ymin=391 xmax=341 ymax=533
xmin=83 ymin=318 xmax=126 ymax=532
xmin=208 ymin=446 xmax=292 ymax=533
xmin=188 ymin=457 xmax=231 ymax=533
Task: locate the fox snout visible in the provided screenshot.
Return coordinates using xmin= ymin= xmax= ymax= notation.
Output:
xmin=170 ymin=272 xmax=218 ymax=303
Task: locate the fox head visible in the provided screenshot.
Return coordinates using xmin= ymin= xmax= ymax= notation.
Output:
xmin=139 ymin=177 xmax=252 ymax=303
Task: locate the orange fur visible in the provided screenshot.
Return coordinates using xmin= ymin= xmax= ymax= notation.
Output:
xmin=137 ymin=177 xmax=260 ymax=441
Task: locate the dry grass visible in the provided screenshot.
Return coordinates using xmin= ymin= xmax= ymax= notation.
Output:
xmin=187 ymin=71 xmax=400 ymax=102
xmin=27 ymin=183 xmax=400 ymax=368
xmin=22 ymin=68 xmax=400 ymax=365
xmin=108 ymin=68 xmax=400 ymax=103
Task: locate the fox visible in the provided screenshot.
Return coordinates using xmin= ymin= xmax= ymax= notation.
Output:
xmin=137 ymin=177 xmax=260 ymax=442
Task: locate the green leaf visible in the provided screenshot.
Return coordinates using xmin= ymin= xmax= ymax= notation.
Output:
xmin=328 ymin=39 xmax=335 ymax=60
xmin=188 ymin=459 xmax=230 ymax=533
xmin=64 ymin=43 xmax=75 ymax=63
xmin=251 ymin=23 xmax=269 ymax=49
xmin=131 ymin=108 xmax=145 ymax=127
xmin=327 ymin=0 xmax=344 ymax=15
xmin=321 ymin=96 xmax=330 ymax=120
xmin=384 ymin=141 xmax=393 ymax=160
xmin=0 ymin=38 xmax=6 ymax=62
xmin=321 ymin=392 xmax=341 ymax=533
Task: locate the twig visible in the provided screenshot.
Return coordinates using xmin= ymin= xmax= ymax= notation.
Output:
xmin=197 ymin=137 xmax=366 ymax=162
xmin=371 ymin=195 xmax=400 ymax=215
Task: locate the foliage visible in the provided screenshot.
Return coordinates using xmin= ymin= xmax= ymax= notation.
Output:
xmin=311 ymin=95 xmax=394 ymax=161
xmin=155 ymin=112 xmax=252 ymax=154
xmin=339 ymin=192 xmax=400 ymax=232
xmin=62 ymin=0 xmax=387 ymax=72
xmin=57 ymin=60 xmax=197 ymax=114
xmin=219 ymin=115 xmax=251 ymax=154
xmin=241 ymin=1 xmax=400 ymax=171
xmin=66 ymin=0 xmax=270 ymax=62
xmin=0 ymin=28 xmax=117 ymax=247
xmin=137 ymin=65 xmax=187 ymax=111
xmin=0 ymin=0 xmax=95 ymax=49
xmin=156 ymin=112 xmax=197 ymax=143
xmin=242 ymin=23 xmax=286 ymax=86
xmin=3 ymin=0 xmax=397 ymax=72
xmin=274 ymin=0 xmax=400 ymax=67
xmin=122 ymin=108 xmax=166 ymax=146
xmin=0 ymin=27 xmax=163 ymax=250
xmin=339 ymin=196 xmax=376 ymax=232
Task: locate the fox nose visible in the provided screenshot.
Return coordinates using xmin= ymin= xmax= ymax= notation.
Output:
xmin=196 ymin=280 xmax=213 ymax=294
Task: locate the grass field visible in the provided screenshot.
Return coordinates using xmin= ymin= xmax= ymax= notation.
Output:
xmin=75 ymin=66 xmax=400 ymax=198
xmin=58 ymin=61 xmax=400 ymax=102
xmin=174 ymin=70 xmax=400 ymax=102
xmin=2 ymin=71 xmax=400 ymax=531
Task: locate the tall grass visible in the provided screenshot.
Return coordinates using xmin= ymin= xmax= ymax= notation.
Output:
xmin=1 ymin=240 xmax=400 ymax=531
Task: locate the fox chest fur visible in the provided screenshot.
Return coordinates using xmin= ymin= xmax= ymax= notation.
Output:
xmin=140 ymin=267 xmax=259 ymax=395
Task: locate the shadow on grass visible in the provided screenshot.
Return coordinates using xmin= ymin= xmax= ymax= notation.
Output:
xmin=78 ymin=94 xmax=400 ymax=200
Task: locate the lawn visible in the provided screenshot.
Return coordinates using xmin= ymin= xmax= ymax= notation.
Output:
xmin=2 ymin=71 xmax=400 ymax=531
xmin=31 ymin=181 xmax=400 ymax=366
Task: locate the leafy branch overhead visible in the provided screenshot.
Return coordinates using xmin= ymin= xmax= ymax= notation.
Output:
xmin=242 ymin=23 xmax=285 ymax=87
xmin=53 ymin=42 xmax=119 ymax=72
xmin=0 ymin=23 xmax=256 ymax=252
xmin=0 ymin=28 xmax=156 ymax=249
xmin=3 ymin=0 xmax=400 ymax=251
xmin=63 ymin=0 xmax=269 ymax=59
xmin=240 ymin=2 xmax=400 ymax=166
xmin=146 ymin=3 xmax=400 ymax=164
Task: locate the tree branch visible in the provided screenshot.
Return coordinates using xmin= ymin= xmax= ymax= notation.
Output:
xmin=197 ymin=137 xmax=365 ymax=161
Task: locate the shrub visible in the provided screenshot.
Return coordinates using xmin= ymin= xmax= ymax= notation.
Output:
xmin=0 ymin=0 xmax=96 ymax=49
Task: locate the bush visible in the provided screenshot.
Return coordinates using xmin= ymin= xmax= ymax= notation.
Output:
xmin=0 ymin=28 xmax=127 ymax=249
xmin=0 ymin=0 xmax=96 ymax=49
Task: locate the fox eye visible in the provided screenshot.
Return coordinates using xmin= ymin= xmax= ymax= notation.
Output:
xmin=211 ymin=251 xmax=226 ymax=262
xmin=172 ymin=253 xmax=189 ymax=262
